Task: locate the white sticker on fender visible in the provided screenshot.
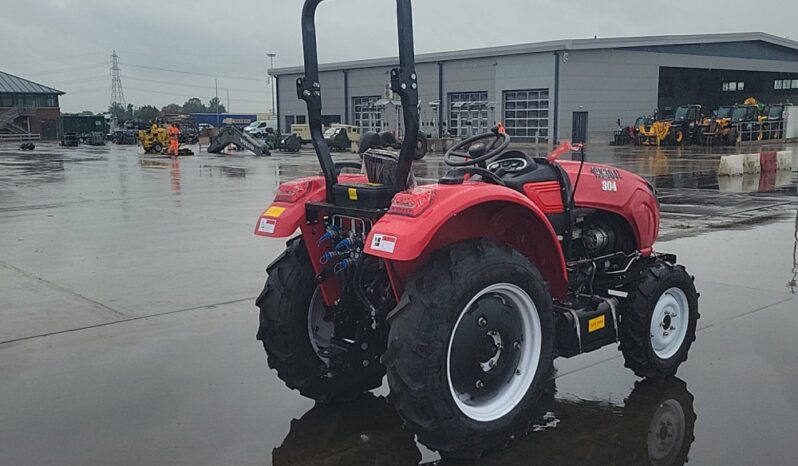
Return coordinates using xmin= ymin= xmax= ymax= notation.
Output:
xmin=371 ymin=234 xmax=397 ymax=253
xmin=258 ymin=217 xmax=277 ymax=233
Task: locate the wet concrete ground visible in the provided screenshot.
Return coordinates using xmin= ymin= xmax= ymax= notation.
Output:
xmin=1 ymin=141 xmax=797 ymax=465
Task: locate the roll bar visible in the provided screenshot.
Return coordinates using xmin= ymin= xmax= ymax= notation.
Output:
xmin=297 ymin=0 xmax=419 ymax=201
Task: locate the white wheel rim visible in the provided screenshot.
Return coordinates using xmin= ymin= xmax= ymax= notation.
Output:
xmin=307 ymin=287 xmax=333 ymax=362
xmin=446 ymin=283 xmax=542 ymax=422
xmin=649 ymin=287 xmax=689 ymax=360
xmin=647 ymin=399 xmax=686 ymax=465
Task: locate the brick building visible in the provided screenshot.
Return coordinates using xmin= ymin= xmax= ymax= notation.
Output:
xmin=0 ymin=71 xmax=64 ymax=138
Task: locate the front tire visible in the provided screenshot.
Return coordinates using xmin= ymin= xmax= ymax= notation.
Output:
xmin=619 ymin=262 xmax=699 ymax=378
xmin=256 ymin=237 xmax=385 ymax=402
xmin=384 ymin=240 xmax=554 ymax=458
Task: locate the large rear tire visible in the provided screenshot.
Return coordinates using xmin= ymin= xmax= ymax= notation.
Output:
xmin=619 ymin=262 xmax=699 ymax=378
xmin=384 ymin=240 xmax=555 ymax=458
xmin=256 ymin=237 xmax=385 ymax=402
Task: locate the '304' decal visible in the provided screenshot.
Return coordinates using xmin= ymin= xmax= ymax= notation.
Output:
xmin=601 ymin=180 xmax=618 ymax=192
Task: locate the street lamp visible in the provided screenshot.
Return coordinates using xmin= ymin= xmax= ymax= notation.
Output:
xmin=267 ymin=53 xmax=277 ymax=116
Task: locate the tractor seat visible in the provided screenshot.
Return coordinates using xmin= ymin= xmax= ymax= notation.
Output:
xmin=487 ymin=150 xmax=561 ymax=192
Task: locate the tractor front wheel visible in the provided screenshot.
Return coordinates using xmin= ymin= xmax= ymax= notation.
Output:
xmin=384 ymin=240 xmax=554 ymax=458
xmin=619 ymin=262 xmax=699 ymax=378
xmin=256 ymin=237 xmax=385 ymax=402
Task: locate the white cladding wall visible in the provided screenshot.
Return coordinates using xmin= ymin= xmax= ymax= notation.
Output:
xmin=277 ymin=47 xmax=798 ymax=143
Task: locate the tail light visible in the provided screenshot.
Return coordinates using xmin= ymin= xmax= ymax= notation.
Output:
xmin=388 ymin=188 xmax=435 ymax=217
xmin=274 ymin=178 xmax=313 ymax=203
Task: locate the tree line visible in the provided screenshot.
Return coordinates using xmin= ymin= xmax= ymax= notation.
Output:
xmin=86 ymin=97 xmax=227 ymax=123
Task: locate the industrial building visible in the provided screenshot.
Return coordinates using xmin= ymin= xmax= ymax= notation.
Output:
xmin=271 ymin=32 xmax=798 ymax=144
xmin=0 ymin=71 xmax=64 ymax=138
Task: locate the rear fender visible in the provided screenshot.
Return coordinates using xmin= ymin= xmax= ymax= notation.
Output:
xmin=254 ymin=174 xmax=367 ymax=237
xmin=365 ymin=183 xmax=568 ymax=299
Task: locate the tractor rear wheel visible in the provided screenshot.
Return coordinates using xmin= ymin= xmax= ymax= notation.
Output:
xmin=384 ymin=240 xmax=554 ymax=458
xmin=152 ymin=142 xmax=163 ymax=153
xmin=619 ymin=262 xmax=699 ymax=378
xmin=256 ymin=237 xmax=385 ymax=402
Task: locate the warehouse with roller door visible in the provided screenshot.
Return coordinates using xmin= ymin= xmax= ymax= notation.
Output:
xmin=270 ymin=32 xmax=798 ymax=144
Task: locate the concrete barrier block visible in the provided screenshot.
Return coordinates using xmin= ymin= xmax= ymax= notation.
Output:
xmin=776 ymin=150 xmax=793 ymax=171
xmin=743 ymin=153 xmax=761 ymax=174
xmin=718 ymin=153 xmax=745 ymax=176
xmin=760 ymin=151 xmax=777 ymax=171
xmin=776 ymin=169 xmax=793 ymax=188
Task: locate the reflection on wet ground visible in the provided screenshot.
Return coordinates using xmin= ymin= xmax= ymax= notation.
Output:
xmin=1 ymin=141 xmax=797 ymax=465
xmin=273 ymin=377 xmax=695 ymax=466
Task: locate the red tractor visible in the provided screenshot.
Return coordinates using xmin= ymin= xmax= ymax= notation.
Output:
xmin=254 ymin=0 xmax=699 ymax=458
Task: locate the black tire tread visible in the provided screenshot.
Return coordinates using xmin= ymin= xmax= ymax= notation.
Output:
xmin=256 ymin=237 xmax=384 ymax=403
xmin=383 ymin=239 xmax=554 ymax=458
xmin=618 ymin=262 xmax=700 ymax=379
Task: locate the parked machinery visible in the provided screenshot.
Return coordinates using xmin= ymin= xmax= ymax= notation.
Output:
xmin=632 ymin=116 xmax=654 ymax=145
xmin=695 ymin=105 xmax=732 ymax=145
xmin=359 ymin=129 xmax=428 ymax=159
xmin=727 ymin=104 xmax=761 ymax=144
xmin=137 ymin=125 xmax=170 ymax=153
xmin=324 ymin=124 xmax=361 ymax=152
xmin=207 ymin=126 xmax=271 ymax=156
xmin=112 ymin=129 xmax=138 ymax=145
xmin=59 ymin=133 xmax=79 ymax=147
xmin=280 ymin=133 xmax=302 ymax=152
xmin=761 ymin=103 xmax=786 ymax=139
xmin=637 ymin=105 xmax=702 ymax=146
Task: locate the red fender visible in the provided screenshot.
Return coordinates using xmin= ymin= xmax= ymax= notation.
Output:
xmin=364 ymin=182 xmax=568 ymax=299
xmin=254 ymin=174 xmax=367 ymax=238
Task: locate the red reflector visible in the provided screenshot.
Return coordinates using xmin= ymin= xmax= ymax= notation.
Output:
xmin=274 ymin=179 xmax=312 ymax=203
xmin=388 ymin=188 xmax=435 ymax=217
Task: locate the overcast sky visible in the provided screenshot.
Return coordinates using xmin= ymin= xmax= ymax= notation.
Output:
xmin=2 ymin=0 xmax=795 ymax=114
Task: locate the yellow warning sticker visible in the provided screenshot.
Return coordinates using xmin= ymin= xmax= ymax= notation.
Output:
xmin=348 ymin=187 xmax=358 ymax=200
xmin=264 ymin=206 xmax=286 ymax=218
xmin=588 ymin=315 xmax=605 ymax=333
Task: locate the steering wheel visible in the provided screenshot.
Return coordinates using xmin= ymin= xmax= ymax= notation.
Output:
xmin=444 ymin=125 xmax=511 ymax=167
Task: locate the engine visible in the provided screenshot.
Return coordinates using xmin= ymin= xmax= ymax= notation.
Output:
xmin=573 ymin=212 xmax=633 ymax=259
xmin=568 ymin=212 xmax=637 ymax=295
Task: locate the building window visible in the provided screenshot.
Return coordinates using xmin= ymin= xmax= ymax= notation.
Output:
xmin=792 ymin=80 xmax=798 ymax=89
xmin=45 ymin=95 xmax=56 ymax=107
xmin=321 ymin=115 xmax=341 ymax=126
xmin=448 ymin=91 xmax=489 ymax=137
xmin=774 ymin=79 xmax=794 ymax=90
xmin=284 ymin=115 xmax=307 ymax=129
xmin=0 ymin=94 xmax=12 ymax=107
xmin=722 ymin=81 xmax=744 ymax=92
xmin=353 ymin=96 xmax=382 ymax=133
xmin=503 ymin=89 xmax=549 ymax=143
